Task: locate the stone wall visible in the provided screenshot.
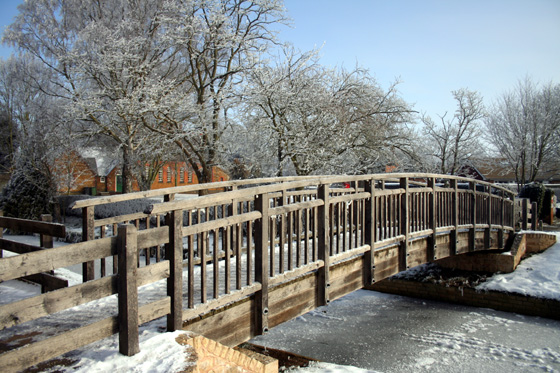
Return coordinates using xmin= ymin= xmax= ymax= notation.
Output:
xmin=368 ymin=278 xmax=560 ymax=320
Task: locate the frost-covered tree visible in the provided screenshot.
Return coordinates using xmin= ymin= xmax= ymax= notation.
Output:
xmin=486 ymin=79 xmax=560 ymax=187
xmin=142 ymin=0 xmax=287 ymax=189
xmin=245 ymin=45 xmax=415 ymax=176
xmin=421 ymin=89 xmax=485 ymax=175
xmin=5 ymin=0 xmax=287 ymax=192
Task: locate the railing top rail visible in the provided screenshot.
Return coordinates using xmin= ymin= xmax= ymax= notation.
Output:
xmin=71 ymin=173 xmax=516 ymax=210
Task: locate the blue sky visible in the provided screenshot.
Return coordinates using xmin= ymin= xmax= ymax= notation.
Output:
xmin=1 ymin=0 xmax=559 ymax=119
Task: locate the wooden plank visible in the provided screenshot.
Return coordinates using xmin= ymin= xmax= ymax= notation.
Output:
xmin=0 ymin=316 xmax=119 ymax=373
xmin=269 ymin=199 xmax=324 ymax=216
xmin=0 ymin=299 xmax=170 ymax=373
xmin=182 ymin=283 xmax=262 ymax=322
xmin=182 ymin=211 xmax=261 ymax=237
xmin=0 ymin=238 xmax=42 ymax=254
xmin=117 ymin=224 xmax=139 ymax=356
xmin=0 ymin=216 xmax=65 ymax=237
xmin=0 ymin=237 xmax=116 ymax=282
xmin=329 ymin=191 xmax=371 ymax=205
xmin=269 ymin=260 xmax=324 ymax=287
xmin=136 ymin=225 xmax=169 ymax=250
xmin=399 ymin=177 xmax=409 ymax=272
xmin=0 ymin=261 xmax=168 ymax=330
xmin=94 ymin=211 xmax=152 ymax=227
xmin=22 ymin=273 xmax=68 ymax=293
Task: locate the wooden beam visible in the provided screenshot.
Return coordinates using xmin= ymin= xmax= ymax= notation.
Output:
xmin=363 ymin=179 xmax=375 ymax=285
xmin=399 ymin=177 xmax=409 ymax=271
xmin=317 ymin=184 xmax=330 ymax=305
xmin=469 ymin=182 xmax=476 ymax=252
xmin=254 ymin=192 xmax=270 ymax=335
xmin=117 ymin=224 xmax=139 ymax=356
xmin=0 ymin=216 xmax=65 ymax=237
xmin=166 ymin=209 xmax=183 ymax=331
xmin=82 ymin=206 xmax=95 ymax=282
xmin=427 ymin=178 xmax=436 ymax=260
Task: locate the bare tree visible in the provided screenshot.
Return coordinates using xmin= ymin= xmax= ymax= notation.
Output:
xmin=486 ymin=78 xmax=560 ymax=187
xmin=422 ymin=88 xmax=485 ymax=175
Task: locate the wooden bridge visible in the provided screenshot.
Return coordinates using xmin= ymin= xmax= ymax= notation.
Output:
xmin=0 ymin=173 xmax=521 ymax=371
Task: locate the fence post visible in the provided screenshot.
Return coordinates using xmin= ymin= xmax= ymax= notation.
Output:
xmin=40 ymin=214 xmax=54 ymax=249
xmin=117 ymin=224 xmax=140 ymax=356
xmin=450 ymin=179 xmax=458 ymax=255
xmin=522 ymin=198 xmax=529 ymax=230
xmin=531 ymin=202 xmax=538 ymax=231
xmin=254 ymin=192 xmax=270 ymax=335
xmin=82 ymin=206 xmax=95 ymax=282
xmin=364 ymin=179 xmax=375 ymax=285
xmin=317 ymin=184 xmax=330 ymax=306
xmin=484 ymin=186 xmax=492 ymax=249
xmin=399 ymin=177 xmax=409 ymax=271
xmin=498 ymin=190 xmax=505 ymax=248
xmin=469 ymin=182 xmax=476 ymax=251
xmin=427 ymin=178 xmax=437 ymax=260
xmin=166 ymin=209 xmax=183 ymax=331
xmin=0 ymin=210 xmax=3 ymax=259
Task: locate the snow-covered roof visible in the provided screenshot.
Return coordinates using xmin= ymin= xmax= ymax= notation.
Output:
xmin=80 ymin=147 xmax=120 ymax=176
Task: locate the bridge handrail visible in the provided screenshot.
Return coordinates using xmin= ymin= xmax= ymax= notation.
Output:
xmin=69 ymin=173 xmax=516 ymax=210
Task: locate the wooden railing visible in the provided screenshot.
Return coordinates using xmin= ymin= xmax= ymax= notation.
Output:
xmin=0 ymin=173 xmax=517 ymax=372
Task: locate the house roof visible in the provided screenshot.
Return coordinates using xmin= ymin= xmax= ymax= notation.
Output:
xmin=80 ymin=147 xmax=120 ymax=176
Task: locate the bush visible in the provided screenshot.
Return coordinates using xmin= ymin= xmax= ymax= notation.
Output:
xmin=519 ymin=183 xmax=555 ymax=221
xmin=0 ymin=160 xmax=56 ymax=220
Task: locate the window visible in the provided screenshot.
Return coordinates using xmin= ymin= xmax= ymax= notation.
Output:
xmin=188 ymin=171 xmax=193 ymax=183
xmin=158 ymin=169 xmax=163 ymax=183
xmin=167 ymin=167 xmax=172 ymax=183
xmin=145 ymin=165 xmax=149 ymax=178
xmin=100 ymin=176 xmax=106 ymax=183
xmin=180 ymin=168 xmax=185 ymax=183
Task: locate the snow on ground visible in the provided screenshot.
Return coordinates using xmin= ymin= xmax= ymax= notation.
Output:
xmin=477 ymin=232 xmax=560 ymax=300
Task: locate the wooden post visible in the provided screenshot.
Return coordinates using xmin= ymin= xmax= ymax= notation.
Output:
xmin=40 ymin=215 xmax=54 ymax=249
xmin=498 ymin=190 xmax=505 ymax=248
xmin=363 ymin=179 xmax=375 ymax=285
xmin=82 ymin=206 xmax=95 ymax=282
xmin=427 ymin=178 xmax=436 ymax=260
xmin=117 ymin=224 xmax=140 ymax=356
xmin=399 ymin=178 xmax=409 ymax=271
xmin=254 ymin=193 xmax=270 ymax=335
xmin=469 ymin=182 xmax=476 ymax=252
xmin=166 ymin=209 xmax=183 ymax=331
xmin=531 ymin=202 xmax=538 ymax=231
xmin=522 ymin=198 xmax=528 ymax=230
xmin=1 ymin=211 xmax=4 ymax=259
xmin=450 ymin=180 xmax=458 ymax=255
xmin=484 ymin=186 xmax=492 ymax=249
xmin=317 ymin=184 xmax=330 ymax=306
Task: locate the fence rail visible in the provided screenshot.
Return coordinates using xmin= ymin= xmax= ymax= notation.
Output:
xmin=0 ymin=173 xmax=518 ymax=372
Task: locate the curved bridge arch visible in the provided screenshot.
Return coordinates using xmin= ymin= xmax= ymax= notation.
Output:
xmin=85 ymin=172 xmax=515 ymax=346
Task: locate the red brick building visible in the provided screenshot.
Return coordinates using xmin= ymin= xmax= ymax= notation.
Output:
xmin=53 ymin=151 xmax=229 ymax=195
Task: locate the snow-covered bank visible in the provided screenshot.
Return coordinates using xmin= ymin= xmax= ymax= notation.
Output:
xmin=477 ymin=232 xmax=560 ymax=300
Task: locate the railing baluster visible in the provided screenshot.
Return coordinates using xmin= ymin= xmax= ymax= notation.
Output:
xmin=399 ymin=177 xmax=409 ymax=272
xmin=255 ymin=192 xmax=270 ymax=335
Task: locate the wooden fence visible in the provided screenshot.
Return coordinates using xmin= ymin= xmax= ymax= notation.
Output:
xmin=0 ymin=173 xmax=517 ymax=372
